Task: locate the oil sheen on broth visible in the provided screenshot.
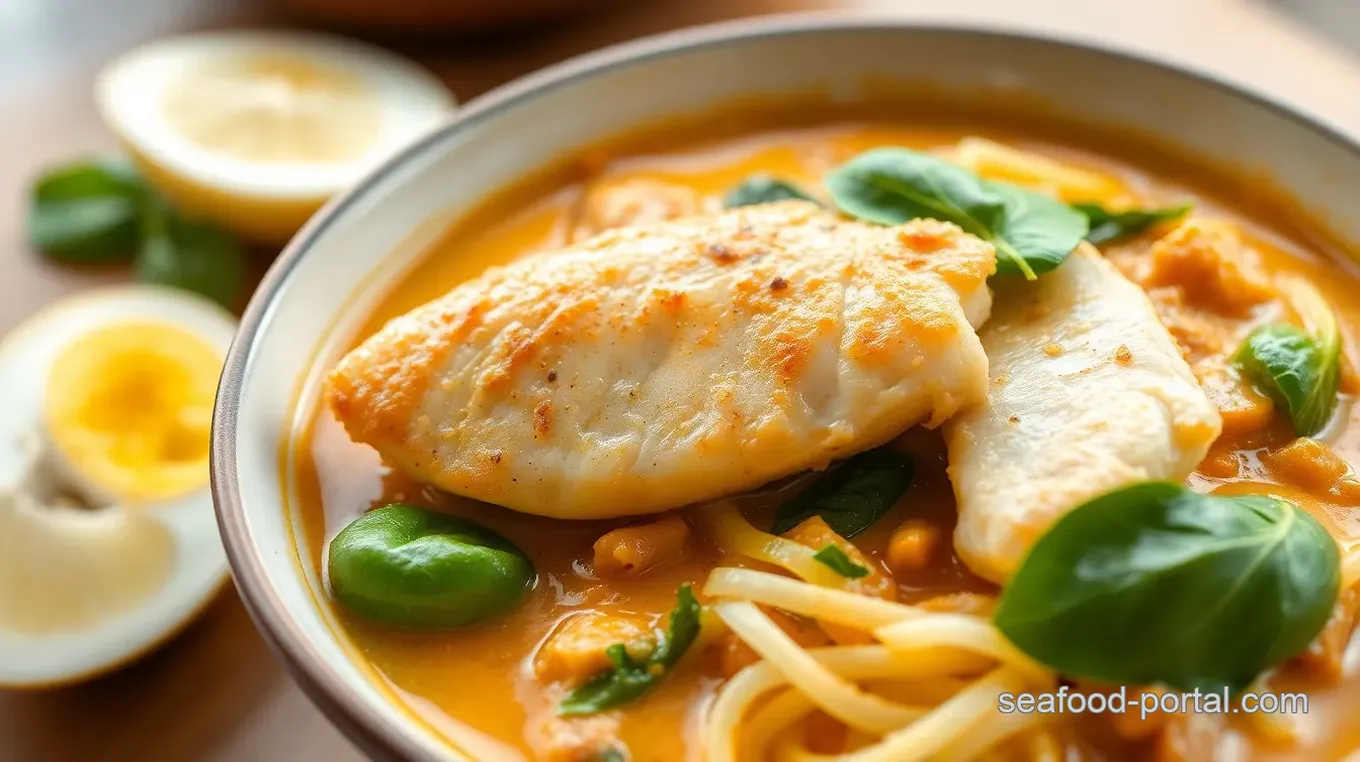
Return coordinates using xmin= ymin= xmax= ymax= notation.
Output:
xmin=291 ymin=109 xmax=1360 ymax=762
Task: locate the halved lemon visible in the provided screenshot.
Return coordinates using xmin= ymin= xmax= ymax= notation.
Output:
xmin=96 ymin=32 xmax=454 ymax=243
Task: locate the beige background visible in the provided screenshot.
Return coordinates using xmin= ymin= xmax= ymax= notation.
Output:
xmin=2 ymin=0 xmax=1360 ymax=759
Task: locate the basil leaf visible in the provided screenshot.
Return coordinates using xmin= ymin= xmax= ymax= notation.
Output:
xmin=557 ymin=584 xmax=701 ymax=716
xmin=990 ymin=182 xmax=1091 ymax=277
xmin=33 ymin=157 xmax=144 ymax=200
xmin=135 ymin=200 xmax=245 ymax=308
xmin=995 ymin=482 xmax=1340 ymax=694
xmin=724 ymin=175 xmax=818 ymax=208
xmin=826 ymin=147 xmax=1007 ymax=234
xmin=813 ymin=545 xmax=869 ymax=578
xmin=1235 ymin=325 xmax=1341 ymax=437
xmin=1234 ymin=280 xmax=1342 ymax=438
xmin=1075 ymin=202 xmax=1191 ymax=245
xmin=30 ymin=199 xmax=140 ymax=263
xmin=770 ymin=447 xmax=913 ymax=538
xmin=28 ymin=158 xmax=148 ymax=263
xmin=824 ymin=147 xmax=1088 ymax=280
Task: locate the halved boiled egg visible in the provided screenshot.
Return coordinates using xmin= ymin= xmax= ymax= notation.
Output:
xmin=0 ymin=286 xmax=237 ymax=687
xmin=96 ymin=32 xmax=454 ymax=243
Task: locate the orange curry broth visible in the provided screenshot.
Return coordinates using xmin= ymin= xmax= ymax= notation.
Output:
xmin=288 ymin=103 xmax=1360 ymax=761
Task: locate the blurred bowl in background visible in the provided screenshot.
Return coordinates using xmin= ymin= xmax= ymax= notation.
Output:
xmin=275 ymin=0 xmax=619 ymax=33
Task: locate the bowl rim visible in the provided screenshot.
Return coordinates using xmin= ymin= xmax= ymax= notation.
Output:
xmin=210 ymin=10 xmax=1360 ymax=761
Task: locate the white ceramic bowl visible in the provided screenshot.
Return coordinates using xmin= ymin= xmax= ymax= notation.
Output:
xmin=211 ymin=13 xmax=1360 ymax=761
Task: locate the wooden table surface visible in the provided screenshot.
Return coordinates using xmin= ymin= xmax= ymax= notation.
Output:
xmin=3 ymin=0 xmax=1360 ymax=760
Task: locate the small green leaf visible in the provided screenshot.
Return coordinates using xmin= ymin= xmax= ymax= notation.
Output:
xmin=557 ymin=584 xmax=701 ymax=716
xmin=1074 ymin=202 xmax=1191 ymax=245
xmin=1234 ymin=281 xmax=1342 ymax=439
xmin=556 ymin=646 xmax=655 ymax=716
xmin=826 ymin=148 xmax=1007 ymax=233
xmin=824 ymin=147 xmax=1088 ymax=280
xmin=812 ymin=545 xmax=869 ymax=578
xmin=653 ymin=583 xmax=701 ymax=669
xmin=33 ymin=157 xmax=144 ymax=200
xmin=28 ymin=158 xmax=148 ymax=263
xmin=994 ymin=482 xmax=1340 ymax=694
xmin=29 ymin=198 xmax=141 ymax=263
xmin=770 ymin=447 xmax=913 ymax=538
xmin=134 ymin=200 xmax=245 ymax=308
xmin=597 ymin=747 xmax=628 ymax=762
xmin=990 ymin=181 xmax=1092 ymax=277
xmin=723 ymin=175 xmax=818 ymax=208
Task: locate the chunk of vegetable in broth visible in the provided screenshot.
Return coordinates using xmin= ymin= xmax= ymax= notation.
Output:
xmin=994 ymin=482 xmax=1340 ymax=694
xmin=557 ymin=584 xmax=702 ymax=716
xmin=327 ymin=503 xmax=535 ymax=629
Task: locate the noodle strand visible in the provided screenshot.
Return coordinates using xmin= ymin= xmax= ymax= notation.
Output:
xmin=701 ymin=516 xmax=1062 ymax=762
xmin=715 ymin=601 xmax=925 ymax=735
xmin=705 ymin=568 xmax=921 ymax=629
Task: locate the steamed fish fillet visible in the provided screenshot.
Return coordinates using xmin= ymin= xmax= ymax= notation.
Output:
xmin=328 ymin=201 xmax=996 ymax=519
xmin=945 ymin=245 xmax=1222 ymax=583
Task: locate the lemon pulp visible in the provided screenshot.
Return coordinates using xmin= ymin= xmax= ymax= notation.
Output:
xmin=163 ymin=53 xmax=383 ymax=164
xmin=44 ymin=321 xmax=221 ymax=503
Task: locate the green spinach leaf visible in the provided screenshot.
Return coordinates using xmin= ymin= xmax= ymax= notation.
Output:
xmin=724 ymin=175 xmax=818 ymax=208
xmin=557 ymin=584 xmax=701 ymax=716
xmin=824 ymin=147 xmax=1088 ymax=280
xmin=770 ymin=447 xmax=913 ymax=538
xmin=990 ymin=182 xmax=1092 ymax=276
xmin=135 ymin=199 xmax=245 ymax=308
xmin=1075 ymin=202 xmax=1191 ymax=245
xmin=1234 ymin=280 xmax=1342 ymax=437
xmin=28 ymin=158 xmax=148 ymax=263
xmin=813 ymin=545 xmax=869 ymax=578
xmin=994 ymin=482 xmax=1340 ymax=694
xmin=1235 ymin=325 xmax=1340 ymax=437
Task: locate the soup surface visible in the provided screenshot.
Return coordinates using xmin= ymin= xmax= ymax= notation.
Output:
xmin=290 ymin=106 xmax=1360 ymax=762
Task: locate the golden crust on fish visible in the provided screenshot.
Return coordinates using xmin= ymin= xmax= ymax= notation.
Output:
xmin=328 ymin=201 xmax=995 ymax=518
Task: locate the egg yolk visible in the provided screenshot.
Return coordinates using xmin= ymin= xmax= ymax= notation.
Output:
xmin=44 ymin=321 xmax=221 ymax=503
